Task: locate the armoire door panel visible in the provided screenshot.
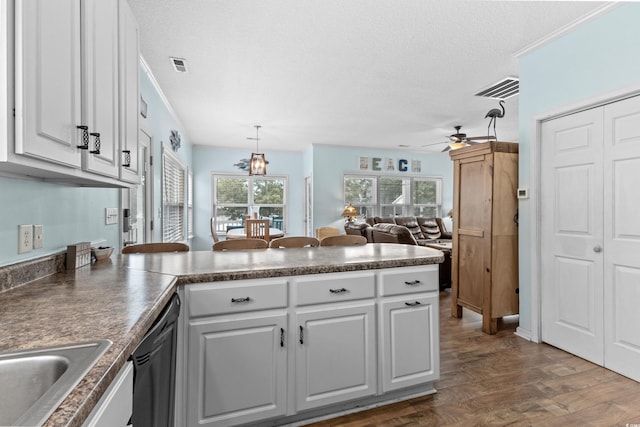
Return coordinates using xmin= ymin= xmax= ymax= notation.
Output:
xmin=458 ymin=161 xmax=487 ymax=231
xmin=456 ymin=235 xmax=484 ymax=309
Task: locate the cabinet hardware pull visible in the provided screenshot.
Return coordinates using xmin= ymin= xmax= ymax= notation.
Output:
xmin=122 ymin=150 xmax=131 ymax=167
xmin=405 ymin=301 xmax=421 ymax=307
xmin=231 ymin=297 xmax=251 ymax=303
xmin=404 ymin=280 xmax=421 ymax=285
xmin=76 ymin=125 xmax=89 ymax=149
xmin=280 ymin=328 xmax=285 ymax=347
xmin=299 ymin=325 xmax=304 ymax=344
xmin=89 ymin=132 xmax=101 ymax=154
xmin=329 ymin=288 xmax=347 ymax=293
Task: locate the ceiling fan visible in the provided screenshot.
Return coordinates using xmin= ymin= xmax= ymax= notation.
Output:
xmin=423 ymin=126 xmax=495 ymax=152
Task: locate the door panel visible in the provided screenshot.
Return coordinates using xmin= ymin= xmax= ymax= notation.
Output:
xmin=541 ymin=107 xmax=604 ymax=365
xmin=603 ymin=95 xmax=640 ymax=381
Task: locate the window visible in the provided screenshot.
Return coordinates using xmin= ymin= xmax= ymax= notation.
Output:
xmin=344 ymin=174 xmax=441 ymax=218
xmin=187 ymin=168 xmax=194 ymax=239
xmin=162 ymin=147 xmax=185 ymax=242
xmin=212 ymin=174 xmax=287 ymax=234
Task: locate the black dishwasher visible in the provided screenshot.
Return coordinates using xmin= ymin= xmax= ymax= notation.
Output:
xmin=130 ymin=293 xmax=180 ymax=427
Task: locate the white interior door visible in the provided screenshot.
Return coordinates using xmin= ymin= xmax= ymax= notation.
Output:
xmin=603 ymin=95 xmax=640 ymax=381
xmin=541 ymin=107 xmax=604 ymax=365
xmin=541 ymin=94 xmax=640 ymax=382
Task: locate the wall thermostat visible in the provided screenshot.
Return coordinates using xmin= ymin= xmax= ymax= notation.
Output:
xmin=517 ymin=188 xmax=529 ymax=199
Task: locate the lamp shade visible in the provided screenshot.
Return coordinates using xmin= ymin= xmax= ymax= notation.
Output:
xmin=249 ymin=152 xmax=266 ymax=175
xmin=341 ymin=204 xmax=358 ymax=220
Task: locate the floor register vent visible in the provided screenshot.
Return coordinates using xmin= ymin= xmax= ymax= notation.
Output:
xmin=475 ymin=77 xmax=519 ymax=100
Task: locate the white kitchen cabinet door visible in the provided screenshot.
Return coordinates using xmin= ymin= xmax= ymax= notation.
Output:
xmin=379 ymin=294 xmax=439 ymax=392
xmin=82 ymin=0 xmax=119 ymax=178
xmin=15 ymin=0 xmax=82 ymax=168
xmin=186 ymin=313 xmax=287 ymax=427
xmin=117 ymin=0 xmax=140 ymax=184
xmin=295 ymin=302 xmax=376 ymax=412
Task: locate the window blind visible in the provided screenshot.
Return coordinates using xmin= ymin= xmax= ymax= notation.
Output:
xmin=162 ymin=148 xmax=185 ymax=242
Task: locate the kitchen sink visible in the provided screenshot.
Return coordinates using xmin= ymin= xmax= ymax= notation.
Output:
xmin=0 ymin=340 xmax=111 ymax=426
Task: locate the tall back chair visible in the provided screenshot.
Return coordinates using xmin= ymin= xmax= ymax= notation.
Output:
xmin=122 ymin=242 xmax=189 ymax=254
xmin=210 ymin=218 xmax=219 ymax=243
xmin=213 ymin=239 xmax=269 ymax=251
xmin=319 ymin=235 xmax=367 ymax=247
xmin=246 ymin=219 xmax=270 ymax=241
xmin=269 ymin=236 xmax=320 ymax=248
xmin=315 ymin=226 xmax=340 ymax=240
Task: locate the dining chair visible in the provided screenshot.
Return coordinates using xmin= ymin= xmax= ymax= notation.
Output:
xmin=315 ymin=226 xmax=340 ymax=240
xmin=213 ymin=239 xmax=269 ymax=251
xmin=245 ymin=219 xmax=270 ymax=241
xmin=122 ymin=242 xmax=190 ymax=254
xmin=269 ymin=236 xmax=320 ymax=248
xmin=319 ymin=235 xmax=367 ymax=247
xmin=210 ymin=218 xmax=219 ymax=243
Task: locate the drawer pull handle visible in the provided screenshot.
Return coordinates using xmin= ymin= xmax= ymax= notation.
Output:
xmin=280 ymin=328 xmax=285 ymax=347
xmin=231 ymin=297 xmax=251 ymax=303
xmin=405 ymin=301 xmax=421 ymax=307
xmin=299 ymin=325 xmax=304 ymax=344
xmin=404 ymin=280 xmax=421 ymax=285
xmin=329 ymin=288 xmax=348 ymax=294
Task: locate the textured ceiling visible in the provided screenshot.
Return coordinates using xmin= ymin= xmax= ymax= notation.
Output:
xmin=128 ymin=0 xmax=607 ymax=153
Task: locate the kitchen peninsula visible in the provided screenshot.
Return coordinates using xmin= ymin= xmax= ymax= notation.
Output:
xmin=0 ymin=244 xmax=443 ymax=427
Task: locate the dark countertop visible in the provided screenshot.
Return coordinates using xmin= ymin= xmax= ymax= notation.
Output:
xmin=121 ymin=243 xmax=444 ymax=284
xmin=0 ymin=244 xmax=443 ymax=427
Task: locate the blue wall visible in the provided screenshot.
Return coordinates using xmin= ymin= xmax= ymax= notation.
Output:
xmin=191 ymin=146 xmax=305 ymax=251
xmin=139 ymin=64 xmax=193 ymax=243
xmin=311 ymin=145 xmax=453 ymax=230
xmin=0 ymin=177 xmax=120 ymax=266
xmin=518 ymin=3 xmax=640 ymax=334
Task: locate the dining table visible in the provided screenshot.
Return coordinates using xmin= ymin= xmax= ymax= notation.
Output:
xmin=225 ymin=227 xmax=285 ymax=241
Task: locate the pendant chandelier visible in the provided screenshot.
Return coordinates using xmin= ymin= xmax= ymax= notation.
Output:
xmin=248 ymin=125 xmax=266 ymax=176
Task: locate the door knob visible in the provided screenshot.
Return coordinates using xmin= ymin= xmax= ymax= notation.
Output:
xmin=593 ymin=245 xmax=602 ymax=253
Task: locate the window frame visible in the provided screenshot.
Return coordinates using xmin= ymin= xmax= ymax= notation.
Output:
xmin=161 ymin=146 xmax=186 ymax=243
xmin=211 ymin=173 xmax=288 ymax=235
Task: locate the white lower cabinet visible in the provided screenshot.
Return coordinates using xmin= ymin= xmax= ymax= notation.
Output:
xmin=82 ymin=361 xmax=133 ymax=427
xmin=295 ymin=302 xmax=376 ymax=411
xmin=378 ymin=266 xmax=440 ymax=393
xmin=180 ymin=266 xmax=439 ymax=427
xmin=187 ymin=313 xmax=288 ymax=427
xmin=379 ymin=294 xmax=439 ymax=392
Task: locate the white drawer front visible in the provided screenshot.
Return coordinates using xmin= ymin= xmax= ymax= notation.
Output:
xmin=379 ymin=266 xmax=438 ymax=296
xmin=294 ymin=272 xmax=375 ymax=306
xmin=188 ymin=279 xmax=288 ymax=317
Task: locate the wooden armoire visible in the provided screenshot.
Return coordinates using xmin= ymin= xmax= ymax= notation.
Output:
xmin=449 ymin=142 xmax=519 ymax=334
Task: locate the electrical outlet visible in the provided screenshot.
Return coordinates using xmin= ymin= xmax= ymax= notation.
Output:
xmin=18 ymin=224 xmax=33 ymax=254
xmin=33 ymin=224 xmax=43 ymax=249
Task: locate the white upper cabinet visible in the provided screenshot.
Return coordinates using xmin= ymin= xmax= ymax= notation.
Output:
xmin=118 ymin=0 xmax=140 ymax=184
xmin=14 ymin=0 xmax=83 ymax=168
xmin=82 ymin=0 xmax=120 ymax=178
xmin=5 ymin=0 xmax=140 ymax=186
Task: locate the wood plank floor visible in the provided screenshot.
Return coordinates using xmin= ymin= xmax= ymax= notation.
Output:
xmin=305 ymin=290 xmax=640 ymax=427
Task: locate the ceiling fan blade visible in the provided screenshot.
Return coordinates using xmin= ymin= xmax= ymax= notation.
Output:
xmin=465 ymin=135 xmax=496 ymax=141
xmin=421 ymin=141 xmax=448 ymax=147
xmin=441 ymin=145 xmax=451 ymax=152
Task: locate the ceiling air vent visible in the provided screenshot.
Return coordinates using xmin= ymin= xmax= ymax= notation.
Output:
xmin=170 ymin=57 xmax=188 ymax=73
xmin=474 ymin=77 xmax=519 ymax=100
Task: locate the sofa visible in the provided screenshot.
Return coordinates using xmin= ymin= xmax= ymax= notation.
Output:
xmin=345 ymin=217 xmax=451 ymax=289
